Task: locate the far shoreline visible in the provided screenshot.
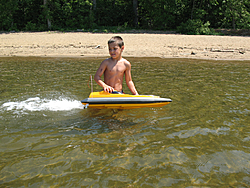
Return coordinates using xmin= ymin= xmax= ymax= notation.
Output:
xmin=1 ymin=32 xmax=250 ymax=61
xmin=1 ymin=55 xmax=249 ymax=62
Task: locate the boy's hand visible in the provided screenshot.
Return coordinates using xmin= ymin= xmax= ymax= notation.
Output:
xmin=103 ymin=85 xmax=114 ymax=93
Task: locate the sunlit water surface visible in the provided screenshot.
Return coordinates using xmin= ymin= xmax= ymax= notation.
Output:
xmin=0 ymin=57 xmax=249 ymax=187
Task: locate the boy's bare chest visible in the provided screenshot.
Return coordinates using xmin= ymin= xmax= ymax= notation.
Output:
xmin=106 ymin=63 xmax=126 ymax=73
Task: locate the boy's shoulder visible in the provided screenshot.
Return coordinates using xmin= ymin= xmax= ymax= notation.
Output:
xmin=121 ymin=58 xmax=131 ymax=67
xmin=101 ymin=58 xmax=112 ymax=64
xmin=120 ymin=58 xmax=131 ymax=65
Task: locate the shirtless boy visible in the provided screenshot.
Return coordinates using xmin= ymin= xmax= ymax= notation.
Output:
xmin=94 ymin=36 xmax=139 ymax=95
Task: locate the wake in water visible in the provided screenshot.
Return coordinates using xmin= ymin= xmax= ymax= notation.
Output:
xmin=1 ymin=97 xmax=83 ymax=112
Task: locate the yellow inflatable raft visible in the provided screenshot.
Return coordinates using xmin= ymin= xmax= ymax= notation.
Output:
xmin=81 ymin=91 xmax=172 ymax=109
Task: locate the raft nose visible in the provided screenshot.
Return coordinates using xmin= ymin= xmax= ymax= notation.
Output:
xmin=81 ymin=98 xmax=88 ymax=103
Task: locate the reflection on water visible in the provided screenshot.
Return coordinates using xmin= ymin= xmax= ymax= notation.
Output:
xmin=0 ymin=57 xmax=250 ymax=187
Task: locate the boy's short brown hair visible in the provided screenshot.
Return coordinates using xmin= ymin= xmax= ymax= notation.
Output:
xmin=108 ymin=36 xmax=124 ymax=48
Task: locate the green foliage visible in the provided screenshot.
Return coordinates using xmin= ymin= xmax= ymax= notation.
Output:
xmin=25 ymin=21 xmax=37 ymax=31
xmin=0 ymin=0 xmax=249 ymax=32
xmin=177 ymin=19 xmax=215 ymax=35
xmin=221 ymin=0 xmax=250 ymax=29
xmin=0 ymin=0 xmax=19 ymax=30
xmin=95 ymin=0 xmax=134 ymax=27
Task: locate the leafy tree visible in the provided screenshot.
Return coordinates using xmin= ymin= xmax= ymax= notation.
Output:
xmin=0 ymin=0 xmax=18 ymax=30
xmin=221 ymin=0 xmax=250 ymax=29
xmin=94 ymin=0 xmax=134 ymax=27
xmin=0 ymin=0 xmax=249 ymax=32
xmin=138 ymin=0 xmax=185 ymax=29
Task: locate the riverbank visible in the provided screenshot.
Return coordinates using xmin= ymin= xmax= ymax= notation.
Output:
xmin=1 ymin=31 xmax=250 ymax=60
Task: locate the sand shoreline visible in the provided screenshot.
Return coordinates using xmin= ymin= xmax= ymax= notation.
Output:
xmin=1 ymin=32 xmax=250 ymax=60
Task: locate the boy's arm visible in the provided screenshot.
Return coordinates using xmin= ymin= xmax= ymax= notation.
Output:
xmin=125 ymin=62 xmax=139 ymax=95
xmin=94 ymin=60 xmax=114 ymax=93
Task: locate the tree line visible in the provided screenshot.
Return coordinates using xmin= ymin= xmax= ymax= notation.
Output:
xmin=0 ymin=0 xmax=249 ymax=34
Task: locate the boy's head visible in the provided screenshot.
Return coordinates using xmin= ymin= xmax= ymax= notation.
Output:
xmin=108 ymin=36 xmax=124 ymax=48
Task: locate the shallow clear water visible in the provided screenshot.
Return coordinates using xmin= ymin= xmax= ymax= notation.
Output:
xmin=0 ymin=57 xmax=250 ymax=187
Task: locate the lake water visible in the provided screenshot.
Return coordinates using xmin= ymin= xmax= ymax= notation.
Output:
xmin=0 ymin=57 xmax=249 ymax=187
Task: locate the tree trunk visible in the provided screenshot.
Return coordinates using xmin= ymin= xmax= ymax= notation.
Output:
xmin=191 ymin=0 xmax=195 ymax=20
xmin=232 ymin=16 xmax=235 ymax=29
xmin=133 ymin=0 xmax=138 ymax=27
xmin=44 ymin=0 xmax=51 ymax=29
xmin=93 ymin=0 xmax=96 ymax=10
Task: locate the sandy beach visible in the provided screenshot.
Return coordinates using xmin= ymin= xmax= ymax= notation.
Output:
xmin=1 ymin=31 xmax=250 ymax=60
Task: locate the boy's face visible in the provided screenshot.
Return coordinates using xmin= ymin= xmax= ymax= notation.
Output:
xmin=108 ymin=42 xmax=124 ymax=59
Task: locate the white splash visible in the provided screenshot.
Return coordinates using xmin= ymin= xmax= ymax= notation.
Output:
xmin=1 ymin=97 xmax=83 ymax=112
